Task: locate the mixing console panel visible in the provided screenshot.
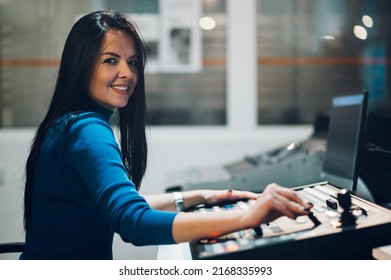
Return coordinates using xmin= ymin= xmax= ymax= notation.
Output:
xmin=188 ymin=182 xmax=391 ymax=259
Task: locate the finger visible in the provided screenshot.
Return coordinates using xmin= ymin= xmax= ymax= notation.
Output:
xmin=275 ymin=187 xmax=307 ymax=207
xmin=216 ymin=190 xmax=254 ymax=202
xmin=287 ymin=195 xmax=314 ymax=212
xmin=207 ymin=189 xmax=233 ymax=204
xmin=273 ymin=195 xmax=299 ymax=219
xmin=219 ymin=189 xmax=233 ymax=200
xmin=228 ymin=190 xmax=259 ymax=200
xmin=269 ymin=191 xmax=309 ymax=219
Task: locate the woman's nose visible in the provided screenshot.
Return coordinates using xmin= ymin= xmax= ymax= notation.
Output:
xmin=118 ymin=61 xmax=133 ymax=78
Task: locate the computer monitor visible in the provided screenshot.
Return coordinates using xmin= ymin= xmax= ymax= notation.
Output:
xmin=321 ymin=90 xmax=369 ymax=192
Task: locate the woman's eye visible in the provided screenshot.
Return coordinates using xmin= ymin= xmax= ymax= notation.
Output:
xmin=128 ymin=59 xmax=139 ymax=68
xmin=104 ymin=58 xmax=117 ymax=64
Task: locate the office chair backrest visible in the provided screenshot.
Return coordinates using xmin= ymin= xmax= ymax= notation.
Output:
xmin=0 ymin=242 xmax=24 ymax=254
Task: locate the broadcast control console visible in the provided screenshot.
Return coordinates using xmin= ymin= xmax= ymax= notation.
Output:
xmin=166 ymin=137 xmax=326 ymax=194
xmin=188 ymin=182 xmax=391 ymax=260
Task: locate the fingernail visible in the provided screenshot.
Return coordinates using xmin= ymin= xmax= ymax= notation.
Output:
xmin=304 ymin=202 xmax=313 ymax=211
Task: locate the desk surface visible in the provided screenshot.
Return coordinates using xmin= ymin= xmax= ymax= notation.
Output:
xmin=157 ymin=243 xmax=191 ymax=260
xmin=157 ymin=243 xmax=391 ymax=260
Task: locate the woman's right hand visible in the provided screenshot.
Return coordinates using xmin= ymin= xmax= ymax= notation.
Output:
xmin=172 ymin=183 xmax=312 ymax=244
xmin=243 ymin=183 xmax=312 ymax=228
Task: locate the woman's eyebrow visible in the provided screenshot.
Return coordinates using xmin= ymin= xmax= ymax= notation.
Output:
xmin=102 ymin=51 xmax=120 ymax=58
xmin=102 ymin=52 xmax=138 ymax=59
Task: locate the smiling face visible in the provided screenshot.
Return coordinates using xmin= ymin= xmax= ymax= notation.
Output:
xmin=89 ymin=29 xmax=139 ymax=110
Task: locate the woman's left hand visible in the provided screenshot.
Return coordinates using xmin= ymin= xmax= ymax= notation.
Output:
xmin=202 ymin=189 xmax=260 ymax=205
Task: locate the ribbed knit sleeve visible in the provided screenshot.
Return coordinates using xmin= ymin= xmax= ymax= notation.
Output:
xmin=66 ymin=112 xmax=177 ymax=246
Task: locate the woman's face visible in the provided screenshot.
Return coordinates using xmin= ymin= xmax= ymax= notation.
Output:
xmin=89 ymin=29 xmax=139 ymax=110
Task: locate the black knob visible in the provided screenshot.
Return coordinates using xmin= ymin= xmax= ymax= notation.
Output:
xmin=337 ymin=189 xmax=352 ymax=211
xmin=337 ymin=189 xmax=356 ymax=226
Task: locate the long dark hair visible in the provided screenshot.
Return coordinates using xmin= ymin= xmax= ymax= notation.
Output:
xmin=24 ymin=11 xmax=148 ymax=229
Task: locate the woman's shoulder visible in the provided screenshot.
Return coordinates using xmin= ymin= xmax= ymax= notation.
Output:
xmin=56 ymin=110 xmax=108 ymax=125
xmin=58 ymin=111 xmax=117 ymax=154
xmin=51 ymin=111 xmax=113 ymax=138
xmin=69 ymin=111 xmax=112 ymax=133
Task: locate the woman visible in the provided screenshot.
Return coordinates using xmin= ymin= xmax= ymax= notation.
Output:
xmin=21 ymin=11 xmax=310 ymax=260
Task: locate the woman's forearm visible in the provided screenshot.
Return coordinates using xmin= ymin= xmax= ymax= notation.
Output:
xmin=172 ymin=210 xmax=250 ymax=243
xmin=144 ymin=190 xmax=206 ymax=212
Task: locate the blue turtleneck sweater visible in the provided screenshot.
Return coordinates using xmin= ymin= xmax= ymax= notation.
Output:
xmin=20 ymin=103 xmax=177 ymax=260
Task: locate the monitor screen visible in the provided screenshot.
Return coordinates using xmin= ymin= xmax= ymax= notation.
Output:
xmin=321 ymin=91 xmax=368 ymax=192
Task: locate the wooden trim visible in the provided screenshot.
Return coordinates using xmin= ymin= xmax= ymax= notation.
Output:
xmin=1 ymin=57 xmax=389 ymax=68
xmin=0 ymin=59 xmax=60 ymax=67
xmin=258 ymin=57 xmax=391 ymax=66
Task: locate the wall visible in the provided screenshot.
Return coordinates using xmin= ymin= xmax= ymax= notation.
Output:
xmin=0 ymin=125 xmax=312 ymax=259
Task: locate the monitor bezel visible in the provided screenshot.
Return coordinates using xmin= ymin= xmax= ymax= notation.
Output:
xmin=321 ymin=90 xmax=369 ymax=192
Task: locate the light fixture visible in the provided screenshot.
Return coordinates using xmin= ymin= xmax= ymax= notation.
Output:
xmin=362 ymin=15 xmax=373 ymax=28
xmin=353 ymin=25 xmax=367 ymax=40
xmin=199 ymin=17 xmax=216 ymax=30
